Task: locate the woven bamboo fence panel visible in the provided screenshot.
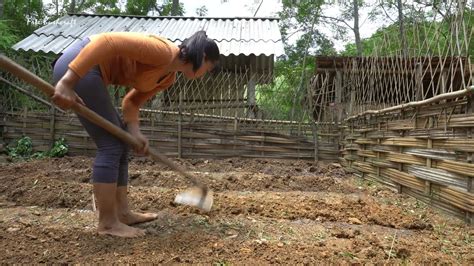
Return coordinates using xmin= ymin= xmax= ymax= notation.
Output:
xmin=0 ymin=110 xmax=339 ymax=161
xmin=1 ymin=56 xmax=339 ymax=161
xmin=342 ymin=88 xmax=474 ymax=224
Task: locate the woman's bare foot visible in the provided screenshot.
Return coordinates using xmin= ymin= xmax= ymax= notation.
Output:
xmin=98 ymin=221 xmax=146 ymax=238
xmin=119 ymin=211 xmax=158 ymax=225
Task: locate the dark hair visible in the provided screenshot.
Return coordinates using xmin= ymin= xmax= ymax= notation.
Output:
xmin=179 ymin=31 xmax=220 ymax=72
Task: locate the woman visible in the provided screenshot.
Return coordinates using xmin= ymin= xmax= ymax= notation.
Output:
xmin=52 ymin=31 xmax=220 ymax=238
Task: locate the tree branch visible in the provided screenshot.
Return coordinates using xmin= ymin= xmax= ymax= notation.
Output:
xmin=380 ymin=2 xmax=396 ymax=23
xmin=319 ymin=15 xmax=354 ymax=31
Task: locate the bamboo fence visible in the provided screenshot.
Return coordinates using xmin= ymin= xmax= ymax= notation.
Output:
xmin=0 ymin=61 xmax=339 ymax=161
xmin=342 ymin=87 xmax=474 ymax=224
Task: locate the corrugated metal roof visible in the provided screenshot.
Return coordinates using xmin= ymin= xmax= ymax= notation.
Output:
xmin=13 ymin=14 xmax=285 ymax=56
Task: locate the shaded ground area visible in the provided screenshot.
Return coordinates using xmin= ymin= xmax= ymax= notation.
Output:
xmin=0 ymin=156 xmax=473 ymax=264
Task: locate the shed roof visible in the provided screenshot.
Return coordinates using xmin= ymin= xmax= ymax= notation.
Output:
xmin=13 ymin=14 xmax=285 ymax=57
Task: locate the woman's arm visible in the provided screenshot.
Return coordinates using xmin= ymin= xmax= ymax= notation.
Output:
xmin=52 ymin=69 xmax=85 ymax=110
xmin=122 ymin=73 xmax=176 ymax=154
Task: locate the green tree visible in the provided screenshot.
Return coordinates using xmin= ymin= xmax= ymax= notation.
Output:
xmin=125 ymin=0 xmax=184 ymax=16
xmin=3 ymin=0 xmax=44 ymax=38
xmin=279 ymin=0 xmax=336 ymax=67
xmin=341 ymin=8 xmax=474 ymax=57
xmin=318 ymin=0 xmax=370 ymax=56
xmin=0 ymin=20 xmax=18 ymax=52
xmin=196 ymin=5 xmax=207 ymax=16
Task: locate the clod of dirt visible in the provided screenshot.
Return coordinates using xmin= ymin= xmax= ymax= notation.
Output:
xmin=348 ymin=217 xmax=362 ymax=225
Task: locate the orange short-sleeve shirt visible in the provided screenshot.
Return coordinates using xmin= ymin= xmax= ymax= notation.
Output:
xmin=68 ymin=32 xmax=180 ymax=123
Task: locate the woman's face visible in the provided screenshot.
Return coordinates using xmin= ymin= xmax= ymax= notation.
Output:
xmin=183 ymin=60 xmax=215 ymax=80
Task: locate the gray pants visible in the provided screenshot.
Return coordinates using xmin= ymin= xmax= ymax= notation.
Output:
xmin=52 ymin=38 xmax=129 ymax=186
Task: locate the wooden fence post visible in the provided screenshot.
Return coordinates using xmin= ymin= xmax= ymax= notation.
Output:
xmin=50 ymin=105 xmax=56 ymax=146
xmin=424 ymin=138 xmax=433 ymax=196
xmin=22 ymin=106 xmax=27 ymax=136
xmin=376 ymin=121 xmax=382 ymax=180
xmin=233 ymin=117 xmax=238 ymax=157
xmin=335 ymin=71 xmax=343 ymax=123
xmin=466 ymin=92 xmax=474 ymax=224
xmin=178 ymin=89 xmax=183 ymax=159
xmin=312 ymin=121 xmax=318 ymax=162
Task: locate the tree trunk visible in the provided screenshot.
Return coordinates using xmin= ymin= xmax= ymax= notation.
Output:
xmin=171 ymin=0 xmax=179 ymax=16
xmin=353 ymin=0 xmax=362 ymax=56
xmin=69 ymin=0 xmax=76 ymax=13
xmin=55 ymin=0 xmax=59 ymax=17
xmin=397 ymin=0 xmax=408 ymax=56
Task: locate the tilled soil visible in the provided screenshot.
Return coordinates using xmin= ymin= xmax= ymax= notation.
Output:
xmin=0 ymin=156 xmax=473 ymax=264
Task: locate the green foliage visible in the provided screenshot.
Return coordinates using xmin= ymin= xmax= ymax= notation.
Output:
xmin=125 ymin=0 xmax=184 ymax=16
xmin=125 ymin=0 xmax=156 ymax=15
xmin=279 ymin=0 xmax=334 ymax=65
xmin=6 ymin=136 xmax=34 ymax=159
xmin=160 ymin=0 xmax=185 ymax=16
xmin=256 ymin=61 xmax=315 ymax=121
xmin=48 ymin=138 xmax=69 ymax=158
xmin=3 ymin=0 xmax=45 ymax=38
xmin=195 ymin=5 xmax=208 ymax=16
xmin=6 ymin=136 xmax=69 ymax=161
xmin=342 ymin=9 xmax=474 ymax=56
xmin=0 ymin=20 xmax=20 ymax=52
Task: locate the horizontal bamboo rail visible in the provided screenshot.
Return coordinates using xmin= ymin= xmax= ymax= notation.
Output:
xmin=346 ymin=86 xmax=474 ymax=121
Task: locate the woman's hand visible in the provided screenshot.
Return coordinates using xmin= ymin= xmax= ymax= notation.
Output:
xmin=52 ymin=69 xmax=84 ymax=110
xmin=127 ymin=123 xmax=149 ymax=155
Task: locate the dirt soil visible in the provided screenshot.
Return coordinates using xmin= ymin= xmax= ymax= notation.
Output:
xmin=0 ymin=156 xmax=473 ymax=264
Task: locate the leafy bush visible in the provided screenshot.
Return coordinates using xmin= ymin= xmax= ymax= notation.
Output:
xmin=6 ymin=136 xmax=33 ymax=159
xmin=6 ymin=136 xmax=69 ymax=161
xmin=48 ymin=138 xmax=68 ymax=158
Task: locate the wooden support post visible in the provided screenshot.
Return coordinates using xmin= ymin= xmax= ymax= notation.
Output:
xmin=50 ymin=105 xmax=56 ymax=146
xmin=440 ymin=69 xmax=447 ymax=95
xmin=468 ymin=176 xmax=473 ymax=225
xmin=247 ymin=63 xmax=256 ymax=119
xmin=349 ymin=122 xmax=354 ymax=169
xmin=466 ymin=92 xmax=474 ymax=224
xmin=335 ymin=71 xmax=343 ymax=123
xmin=312 ymin=121 xmax=318 ymax=163
xmin=397 ymin=126 xmax=404 ymax=194
xmin=361 ymin=129 xmax=367 ymax=180
xmin=233 ymin=117 xmax=238 ymax=156
xmin=349 ymin=90 xmax=356 ymax=117
xmin=424 ymin=138 xmax=433 ymax=196
xmin=22 ymin=106 xmax=27 ymax=136
xmin=177 ymin=90 xmax=183 ymax=159
xmin=376 ymin=121 xmax=381 ymax=180
xmin=415 ymin=62 xmax=423 ymax=101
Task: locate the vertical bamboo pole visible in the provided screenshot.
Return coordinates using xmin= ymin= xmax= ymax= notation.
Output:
xmin=233 ymin=117 xmax=238 ymax=157
xmin=376 ymin=121 xmax=381 ymax=180
xmin=22 ymin=106 xmax=27 ymax=136
xmin=312 ymin=121 xmax=318 ymax=163
xmin=178 ymin=89 xmax=183 ymax=159
xmin=50 ymin=105 xmax=56 ymax=146
xmin=466 ymin=93 xmax=473 ymax=224
xmin=349 ymin=121 xmax=354 ymax=170
xmin=349 ymin=90 xmax=355 ymax=116
xmin=415 ymin=62 xmax=423 ymax=101
xmin=424 ymin=138 xmax=433 ymax=195
xmin=335 ymin=71 xmax=343 ymax=123
xmin=397 ymin=111 xmax=405 ymax=194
